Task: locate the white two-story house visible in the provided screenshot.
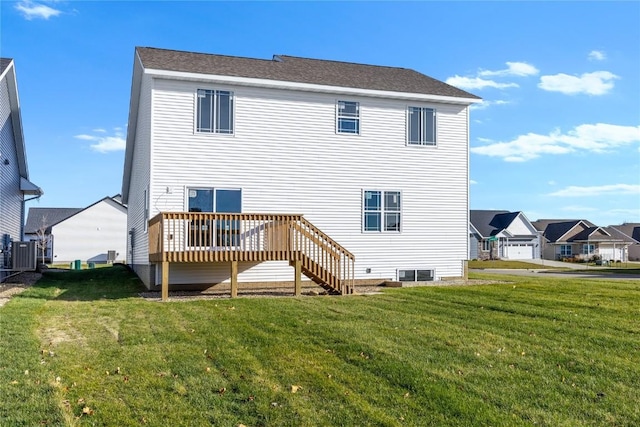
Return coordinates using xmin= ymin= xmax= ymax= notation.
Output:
xmin=121 ymin=47 xmax=480 ymax=299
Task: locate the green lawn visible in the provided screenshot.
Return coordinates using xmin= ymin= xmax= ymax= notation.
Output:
xmin=1 ymin=266 xmax=639 ymax=426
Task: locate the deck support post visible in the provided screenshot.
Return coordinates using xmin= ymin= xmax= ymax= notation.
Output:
xmin=230 ymin=261 xmax=238 ymax=298
xmin=161 ymin=261 xmax=169 ymax=301
xmin=294 ymin=259 xmax=302 ymax=296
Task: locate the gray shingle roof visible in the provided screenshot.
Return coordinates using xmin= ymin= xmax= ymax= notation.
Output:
xmin=470 ymin=210 xmax=509 ymax=237
xmin=25 ymin=208 xmax=82 ymax=234
xmin=611 ymin=223 xmax=640 ymax=242
xmin=136 ymin=47 xmax=481 ymax=100
xmin=0 ymin=58 xmax=12 ymax=76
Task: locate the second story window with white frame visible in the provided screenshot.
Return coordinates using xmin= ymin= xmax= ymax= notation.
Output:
xmin=337 ymin=100 xmax=360 ymax=134
xmin=363 ymin=190 xmax=401 ymax=233
xmin=407 ymin=106 xmax=436 ymax=145
xmin=197 ymin=89 xmax=234 ymax=134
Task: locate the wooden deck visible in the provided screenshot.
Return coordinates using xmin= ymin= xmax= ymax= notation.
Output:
xmin=148 ymin=213 xmax=355 ymax=300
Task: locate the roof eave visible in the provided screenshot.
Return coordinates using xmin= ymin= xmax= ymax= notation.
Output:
xmin=1 ymin=60 xmax=29 ymax=179
xmin=144 ymin=68 xmax=482 ymax=105
xmin=122 ymin=51 xmax=145 ymax=204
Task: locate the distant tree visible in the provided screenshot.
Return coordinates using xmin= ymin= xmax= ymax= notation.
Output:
xmin=35 ymin=216 xmax=52 ymax=264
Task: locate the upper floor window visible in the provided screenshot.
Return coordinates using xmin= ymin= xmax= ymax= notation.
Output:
xmin=337 ymin=101 xmax=360 ymax=134
xmin=363 ymin=190 xmax=401 ymax=233
xmin=408 ymin=107 xmax=436 ymax=145
xmin=197 ymin=89 xmax=234 ymax=134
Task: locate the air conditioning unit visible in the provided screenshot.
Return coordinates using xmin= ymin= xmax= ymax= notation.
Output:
xmin=11 ymin=241 xmax=37 ymax=271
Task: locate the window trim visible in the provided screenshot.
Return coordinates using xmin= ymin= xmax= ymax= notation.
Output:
xmin=407 ymin=106 xmax=436 ymax=146
xmin=336 ymin=100 xmax=360 ymax=135
xmin=397 ymin=268 xmax=435 ymax=282
xmin=143 ymin=187 xmax=149 ymax=233
xmin=559 ymin=244 xmax=572 ymax=257
xmin=362 ymin=189 xmax=402 ymax=233
xmin=482 ymin=239 xmax=491 ymax=251
xmin=582 ymin=244 xmax=595 ymax=255
xmin=185 ymin=187 xmax=243 ymax=213
xmin=195 ymin=88 xmax=235 ymax=135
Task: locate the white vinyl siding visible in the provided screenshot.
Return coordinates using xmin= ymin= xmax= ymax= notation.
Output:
xmin=126 ymin=72 xmax=152 ymax=266
xmin=0 ymin=74 xmax=23 ymax=272
xmin=142 ymin=77 xmax=469 ymax=285
xmin=0 ymin=73 xmax=23 ymax=272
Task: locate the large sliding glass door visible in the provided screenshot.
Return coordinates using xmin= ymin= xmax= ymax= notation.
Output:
xmin=187 ymin=188 xmax=241 ymax=248
xmin=215 ymin=189 xmax=241 ymax=247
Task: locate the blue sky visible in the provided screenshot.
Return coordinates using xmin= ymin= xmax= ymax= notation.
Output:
xmin=2 ymin=1 xmax=639 ymax=226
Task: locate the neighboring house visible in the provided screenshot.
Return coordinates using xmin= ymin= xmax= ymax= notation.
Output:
xmin=122 ymin=47 xmax=480 ymax=296
xmin=0 ymin=58 xmax=43 ymax=279
xmin=469 ymin=210 xmax=540 ymax=260
xmin=24 ymin=195 xmax=127 ymax=264
xmin=533 ymin=219 xmax=637 ymax=262
xmin=609 ymin=223 xmax=640 ymax=261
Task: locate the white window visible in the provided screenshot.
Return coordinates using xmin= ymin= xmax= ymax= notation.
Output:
xmin=197 ymin=89 xmax=234 ymax=134
xmin=408 ymin=107 xmax=436 ymax=145
xmin=560 ymin=245 xmax=572 ymax=256
xmin=187 ymin=188 xmax=242 ymax=247
xmin=582 ymin=244 xmax=595 ymax=255
xmin=337 ymin=101 xmax=360 ymax=134
xmin=398 ymin=269 xmax=434 ymax=282
xmin=363 ymin=190 xmax=401 ymax=232
xmin=482 ymin=240 xmax=491 ymax=251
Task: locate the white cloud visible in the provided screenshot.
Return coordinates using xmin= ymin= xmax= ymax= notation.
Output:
xmin=538 ymin=71 xmax=618 ymax=95
xmin=15 ymin=1 xmax=62 ymax=20
xmin=470 ymin=180 xmax=478 ymax=185
xmin=471 ymin=123 xmax=640 ymax=162
xmin=75 ymin=128 xmax=126 ymax=153
xmin=479 ymin=62 xmax=539 ymax=77
xmin=588 ymin=50 xmax=606 ymax=61
xmin=602 ymin=208 xmax=640 ymax=220
xmin=560 ymin=205 xmax=598 ymax=212
xmin=549 ymin=184 xmax=640 ymax=197
xmin=447 ymin=61 xmax=538 ymax=91
xmin=93 ymin=128 xmax=107 ymax=133
xmin=445 ymin=76 xmax=518 ymax=90
xmin=90 ymin=136 xmax=126 ymax=153
xmin=469 ymin=99 xmax=510 ymax=111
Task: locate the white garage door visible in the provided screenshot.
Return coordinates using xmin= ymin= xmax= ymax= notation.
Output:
xmin=506 ymin=244 xmax=534 ymax=260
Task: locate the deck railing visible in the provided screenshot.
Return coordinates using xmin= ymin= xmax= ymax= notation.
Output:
xmin=148 ymin=212 xmax=354 ymax=293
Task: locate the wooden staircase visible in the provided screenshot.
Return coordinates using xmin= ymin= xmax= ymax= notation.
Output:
xmin=288 ymin=218 xmax=354 ymax=295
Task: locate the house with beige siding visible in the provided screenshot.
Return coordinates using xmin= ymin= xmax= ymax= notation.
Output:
xmin=121 ymin=47 xmax=480 ymax=298
xmin=609 ymin=223 xmax=640 ymax=261
xmin=533 ymin=219 xmax=636 ymax=262
xmin=0 ymin=58 xmax=42 ymax=279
